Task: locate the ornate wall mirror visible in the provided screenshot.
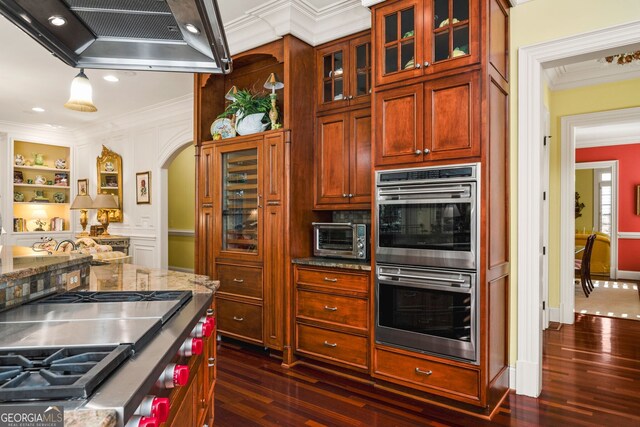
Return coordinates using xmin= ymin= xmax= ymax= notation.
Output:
xmin=96 ymin=145 xmax=123 ymax=222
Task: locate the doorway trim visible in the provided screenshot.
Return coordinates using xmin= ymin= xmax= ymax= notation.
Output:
xmin=517 ymin=21 xmax=640 ymax=398
xmin=561 ymin=108 xmax=640 ymax=323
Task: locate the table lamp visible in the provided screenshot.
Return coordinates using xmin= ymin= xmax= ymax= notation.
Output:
xmin=32 ymin=209 xmax=48 ymax=232
xmin=93 ymin=193 xmax=119 ymax=236
xmin=70 ymin=194 xmax=94 ymax=236
xmin=263 ymin=73 xmax=283 ymax=129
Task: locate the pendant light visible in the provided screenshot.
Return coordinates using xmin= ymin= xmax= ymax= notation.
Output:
xmin=64 ymin=68 xmax=98 ymax=112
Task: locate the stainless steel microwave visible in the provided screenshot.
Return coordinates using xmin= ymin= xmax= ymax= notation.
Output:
xmin=312 ymin=223 xmax=369 ymax=260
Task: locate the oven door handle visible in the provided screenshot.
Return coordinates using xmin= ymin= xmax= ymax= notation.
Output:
xmin=378 ymin=186 xmax=467 ymax=197
xmin=380 ymin=272 xmax=466 ymax=284
xmin=378 ymin=277 xmax=471 ymax=293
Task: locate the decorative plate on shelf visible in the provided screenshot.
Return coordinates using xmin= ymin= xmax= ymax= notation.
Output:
xmin=53 ymin=192 xmax=65 ymax=203
xmin=210 ymin=118 xmax=236 ymax=140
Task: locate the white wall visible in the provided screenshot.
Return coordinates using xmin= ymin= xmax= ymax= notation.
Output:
xmin=73 ymin=95 xmax=193 ymax=268
xmin=1 ymin=96 xmax=193 ymax=268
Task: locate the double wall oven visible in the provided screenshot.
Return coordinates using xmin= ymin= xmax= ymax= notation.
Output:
xmin=375 ymin=164 xmax=480 ymax=363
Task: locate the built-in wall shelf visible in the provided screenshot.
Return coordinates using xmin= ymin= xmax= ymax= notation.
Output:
xmin=14 ymin=165 xmax=70 ymax=173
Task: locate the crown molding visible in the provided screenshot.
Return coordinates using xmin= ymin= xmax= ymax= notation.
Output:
xmin=225 ymin=0 xmax=371 ymax=54
xmin=0 ymin=120 xmax=75 ymax=143
xmin=71 ymin=95 xmax=193 ymax=140
xmin=545 ymin=61 xmax=640 ymax=91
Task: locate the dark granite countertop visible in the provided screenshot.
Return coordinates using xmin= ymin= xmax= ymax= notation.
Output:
xmin=76 ymin=262 xmax=220 ymax=294
xmin=0 ymin=246 xmax=92 ymax=281
xmin=292 ymin=257 xmax=371 ymax=271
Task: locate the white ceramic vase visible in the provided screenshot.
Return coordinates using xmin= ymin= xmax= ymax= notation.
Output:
xmin=235 ymin=112 xmax=268 ymax=136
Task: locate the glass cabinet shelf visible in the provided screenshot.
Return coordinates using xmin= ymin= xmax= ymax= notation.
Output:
xmin=222 ymin=148 xmax=259 ymax=253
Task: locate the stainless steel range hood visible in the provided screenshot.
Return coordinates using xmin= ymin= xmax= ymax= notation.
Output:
xmin=0 ymin=0 xmax=232 ymax=73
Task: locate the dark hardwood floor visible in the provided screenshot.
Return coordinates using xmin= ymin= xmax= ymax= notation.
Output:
xmin=214 ymin=314 xmax=640 ymax=426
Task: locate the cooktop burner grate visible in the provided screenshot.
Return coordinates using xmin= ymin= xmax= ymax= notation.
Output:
xmin=34 ymin=290 xmax=192 ymax=305
xmin=0 ymin=345 xmax=131 ymax=402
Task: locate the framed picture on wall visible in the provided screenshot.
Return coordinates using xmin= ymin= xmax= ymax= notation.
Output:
xmin=136 ymin=171 xmax=151 ymax=204
xmin=77 ymin=179 xmax=88 ymax=196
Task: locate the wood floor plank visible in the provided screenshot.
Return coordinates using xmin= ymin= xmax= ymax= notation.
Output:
xmin=215 ymin=314 xmax=640 ymax=426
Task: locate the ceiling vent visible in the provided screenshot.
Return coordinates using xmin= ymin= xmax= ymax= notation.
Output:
xmin=0 ymin=0 xmax=232 ymax=73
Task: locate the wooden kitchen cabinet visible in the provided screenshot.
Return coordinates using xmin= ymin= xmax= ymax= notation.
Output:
xmin=316 ymin=31 xmax=371 ymax=113
xmin=294 ymin=264 xmax=370 ymax=372
xmin=370 ymin=0 xmax=511 ymax=416
xmin=315 ymin=108 xmax=371 ymax=208
xmin=375 ymin=71 xmax=480 ymax=166
xmin=373 ymin=0 xmax=479 ymax=87
xmin=196 ymin=143 xmax=215 ymax=279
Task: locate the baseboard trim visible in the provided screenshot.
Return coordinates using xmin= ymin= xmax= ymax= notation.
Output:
xmin=509 ymin=366 xmax=516 ymax=390
xmin=549 ymin=307 xmax=560 ymax=323
xmin=515 ymin=360 xmax=541 ymax=397
xmin=617 ymin=270 xmax=640 ymax=280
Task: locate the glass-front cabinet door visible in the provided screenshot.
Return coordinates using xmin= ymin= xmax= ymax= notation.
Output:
xmin=375 ymin=0 xmax=423 ymax=86
xmin=426 ymin=0 xmax=478 ymax=74
xmin=218 ymin=142 xmax=262 ymax=259
xmin=318 ymin=43 xmax=348 ymax=109
xmin=350 ymin=34 xmax=372 ymax=107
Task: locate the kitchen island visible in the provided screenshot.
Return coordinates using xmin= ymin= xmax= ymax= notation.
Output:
xmin=0 ymin=252 xmax=219 ymax=427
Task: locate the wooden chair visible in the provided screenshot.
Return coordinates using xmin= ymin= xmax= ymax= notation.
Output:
xmin=575 ymin=234 xmax=597 ymax=297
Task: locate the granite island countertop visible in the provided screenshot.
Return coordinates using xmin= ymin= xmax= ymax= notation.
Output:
xmin=0 ymin=245 xmax=92 ymax=280
xmin=292 ymin=257 xmax=372 ymax=271
xmin=74 ymin=262 xmax=220 ymax=294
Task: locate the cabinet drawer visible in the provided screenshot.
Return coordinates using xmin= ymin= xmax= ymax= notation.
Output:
xmin=374 ymin=348 xmax=479 ymax=400
xmin=296 ymin=324 xmax=368 ymax=369
xmin=217 ymin=264 xmax=262 ymax=299
xmin=217 ymin=299 xmax=262 ymax=342
xmin=296 ymin=267 xmax=368 ymax=293
xmin=297 ymin=290 xmax=367 ymax=331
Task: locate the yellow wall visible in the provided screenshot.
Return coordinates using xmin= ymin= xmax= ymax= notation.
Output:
xmin=509 ymin=0 xmax=640 ymax=364
xmin=575 ymin=169 xmax=594 ymax=233
xmin=546 ymin=78 xmax=640 ymax=307
xmin=168 ymin=144 xmax=195 ymax=270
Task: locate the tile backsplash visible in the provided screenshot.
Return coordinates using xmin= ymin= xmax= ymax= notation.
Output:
xmin=0 ymin=263 xmax=90 ymax=312
xmin=332 ymin=210 xmax=371 ymax=224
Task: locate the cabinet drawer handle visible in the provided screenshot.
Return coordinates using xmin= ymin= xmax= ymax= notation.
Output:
xmin=233 ymin=278 xmax=244 ymax=283
xmin=208 ymin=357 xmax=216 ymax=367
xmin=323 ymin=341 xmax=337 ymax=348
xmin=323 ymin=277 xmax=338 ymax=282
xmin=202 ymin=203 xmax=213 ymax=208
xmin=233 ymin=316 xmax=244 ymax=322
xmin=415 ymin=368 xmax=433 ymax=376
xmin=323 ymin=306 xmax=338 ymax=312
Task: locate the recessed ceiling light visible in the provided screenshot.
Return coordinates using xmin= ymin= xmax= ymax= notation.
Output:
xmin=185 ymin=24 xmax=200 ymax=34
xmin=32 ymin=107 xmax=45 ymax=112
xmin=48 ymin=15 xmax=66 ymax=26
xmin=103 ymin=75 xmax=119 ymax=82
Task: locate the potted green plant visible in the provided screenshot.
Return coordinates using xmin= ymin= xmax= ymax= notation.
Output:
xmin=218 ymin=89 xmax=274 ymax=135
